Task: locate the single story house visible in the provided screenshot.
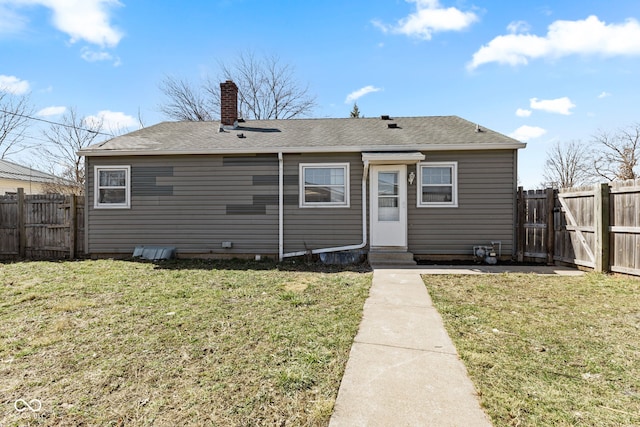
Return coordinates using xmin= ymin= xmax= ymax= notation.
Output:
xmin=0 ymin=158 xmax=60 ymax=195
xmin=78 ymin=81 xmax=526 ymax=262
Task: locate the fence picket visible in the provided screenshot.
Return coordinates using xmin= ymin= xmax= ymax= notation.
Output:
xmin=0 ymin=190 xmax=84 ymax=259
xmin=2 ymin=182 xmax=639 ymax=274
xmin=518 ymin=179 xmax=640 ymax=276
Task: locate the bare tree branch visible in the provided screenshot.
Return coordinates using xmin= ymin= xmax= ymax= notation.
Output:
xmin=159 ymin=52 xmax=316 ymax=121
xmin=137 ymin=107 xmax=146 ymax=129
xmin=542 ymin=140 xmax=593 ymax=188
xmin=158 ymin=76 xmax=213 ymax=121
xmin=0 ymin=92 xmax=34 ymax=159
xmin=39 ymin=108 xmax=104 ymax=194
xmin=592 ymin=125 xmax=640 ymax=181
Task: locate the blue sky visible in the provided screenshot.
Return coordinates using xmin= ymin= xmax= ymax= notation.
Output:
xmin=2 ymin=0 xmax=640 ymax=188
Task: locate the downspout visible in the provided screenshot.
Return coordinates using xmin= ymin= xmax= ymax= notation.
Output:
xmin=513 ymin=149 xmax=519 ymax=258
xmin=278 ymin=152 xmax=284 ymax=261
xmin=282 ymin=160 xmax=369 ymax=259
xmin=84 ymin=156 xmax=89 ymax=256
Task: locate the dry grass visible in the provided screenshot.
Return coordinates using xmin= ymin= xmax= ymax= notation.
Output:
xmin=0 ymin=259 xmax=371 ymax=426
xmin=424 ymin=273 xmax=640 ymax=427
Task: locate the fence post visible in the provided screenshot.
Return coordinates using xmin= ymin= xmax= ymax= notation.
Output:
xmin=594 ymin=183 xmax=611 ymax=273
xmin=17 ymin=188 xmax=26 ymax=258
xmin=546 ymin=188 xmax=555 ymax=265
xmin=517 ymin=186 xmax=524 ymax=262
xmin=69 ymin=194 xmax=77 ymax=259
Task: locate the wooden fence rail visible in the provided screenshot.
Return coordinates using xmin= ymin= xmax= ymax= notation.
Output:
xmin=2 ymin=183 xmax=638 ymax=274
xmin=517 ymin=179 xmax=640 ymax=276
xmin=0 ymin=188 xmax=84 ymax=259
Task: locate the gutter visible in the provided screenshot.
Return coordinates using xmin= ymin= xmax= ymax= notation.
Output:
xmin=280 ymin=160 xmax=369 ymax=260
xmin=78 ymin=142 xmax=527 ymax=157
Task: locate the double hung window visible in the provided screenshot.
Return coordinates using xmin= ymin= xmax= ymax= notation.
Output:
xmin=300 ymin=163 xmax=349 ymax=207
xmin=94 ymin=166 xmax=130 ymax=208
xmin=417 ymin=162 xmax=458 ymax=207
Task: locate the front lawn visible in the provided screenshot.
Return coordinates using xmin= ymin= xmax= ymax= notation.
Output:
xmin=424 ymin=273 xmax=640 ymax=427
xmin=0 ymin=259 xmax=371 ymax=426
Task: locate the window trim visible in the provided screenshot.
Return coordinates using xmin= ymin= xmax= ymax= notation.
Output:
xmin=417 ymin=161 xmax=458 ymax=208
xmin=299 ymin=163 xmax=350 ymax=208
xmin=94 ymin=165 xmax=131 ymax=209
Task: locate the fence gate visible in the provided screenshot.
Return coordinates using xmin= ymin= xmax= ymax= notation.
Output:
xmin=554 ymin=188 xmax=597 ymax=268
xmin=518 ymin=182 xmax=639 ymax=276
xmin=517 ymin=188 xmax=555 ymax=263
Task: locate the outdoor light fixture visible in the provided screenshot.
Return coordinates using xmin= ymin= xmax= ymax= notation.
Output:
xmin=408 ymin=171 xmax=416 ymax=185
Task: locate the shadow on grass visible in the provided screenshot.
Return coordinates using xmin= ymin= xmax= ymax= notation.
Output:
xmin=0 ymin=257 xmax=372 ymax=273
xmin=150 ymin=257 xmax=372 ymax=273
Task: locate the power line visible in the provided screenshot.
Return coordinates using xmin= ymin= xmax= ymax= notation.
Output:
xmin=0 ymin=168 xmax=56 ymax=180
xmin=0 ymin=108 xmax=115 ymax=137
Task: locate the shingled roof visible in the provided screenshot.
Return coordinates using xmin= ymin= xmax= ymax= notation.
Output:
xmin=79 ymin=115 xmax=525 ymax=157
xmin=0 ymin=159 xmax=59 ymax=183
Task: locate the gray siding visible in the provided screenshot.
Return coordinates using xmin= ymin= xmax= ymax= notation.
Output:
xmin=408 ymin=150 xmax=517 ymax=257
xmin=86 ymin=149 xmax=517 ymax=259
xmin=87 ymin=155 xmax=279 ymax=256
xmin=282 ymin=153 xmax=364 ymax=253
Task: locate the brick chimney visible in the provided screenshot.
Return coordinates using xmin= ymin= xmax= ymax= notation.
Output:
xmin=220 ymin=80 xmax=238 ymax=127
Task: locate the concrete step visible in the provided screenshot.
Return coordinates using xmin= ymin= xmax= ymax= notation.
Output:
xmin=368 ymin=251 xmax=416 ymax=266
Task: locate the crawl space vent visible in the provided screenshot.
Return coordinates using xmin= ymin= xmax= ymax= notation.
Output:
xmin=133 ymin=246 xmax=176 ymax=261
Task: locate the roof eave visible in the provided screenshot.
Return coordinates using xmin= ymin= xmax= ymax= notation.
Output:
xmin=78 ymin=142 xmax=527 ymax=157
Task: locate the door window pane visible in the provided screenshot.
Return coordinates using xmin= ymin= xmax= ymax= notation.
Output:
xmin=378 ymin=171 xmax=399 ymax=221
xmin=378 ymin=172 xmax=398 ymax=196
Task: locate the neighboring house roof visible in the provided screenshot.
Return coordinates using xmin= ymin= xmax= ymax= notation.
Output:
xmin=79 ymin=116 xmax=526 ymax=157
xmin=0 ymin=158 xmax=59 ymax=184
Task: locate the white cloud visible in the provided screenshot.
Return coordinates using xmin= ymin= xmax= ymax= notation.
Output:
xmin=80 ymin=47 xmax=121 ymax=65
xmin=345 ymin=85 xmax=382 ymax=103
xmin=468 ymin=15 xmax=640 ymax=70
xmin=598 ymin=91 xmax=611 ymax=99
xmin=530 ymin=97 xmax=575 ymax=115
xmin=37 ymin=105 xmax=66 ymax=116
xmin=84 ymin=110 xmax=137 ymax=131
xmin=509 ymin=125 xmax=547 ymax=141
xmin=507 ymin=20 xmax=530 ymax=34
xmin=3 ymin=0 xmax=123 ymax=47
xmin=373 ymin=0 xmax=478 ymax=40
xmin=516 ymin=108 xmax=532 ymax=117
xmin=0 ymin=4 xmax=29 ymax=35
xmin=0 ymin=74 xmax=30 ymax=94
xmin=81 ymin=48 xmax=112 ymax=62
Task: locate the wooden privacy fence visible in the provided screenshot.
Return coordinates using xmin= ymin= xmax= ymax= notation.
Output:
xmin=2 ymin=184 xmax=638 ymax=271
xmin=0 ymin=188 xmax=84 ymax=259
xmin=517 ymin=179 xmax=640 ymax=276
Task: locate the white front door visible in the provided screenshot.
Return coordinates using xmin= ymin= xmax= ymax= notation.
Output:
xmin=370 ymin=165 xmax=407 ymax=248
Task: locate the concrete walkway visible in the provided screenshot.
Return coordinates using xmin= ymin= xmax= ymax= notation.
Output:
xmin=329 ymin=264 xmax=582 ymax=427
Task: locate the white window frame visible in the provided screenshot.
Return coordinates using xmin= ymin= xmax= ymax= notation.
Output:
xmin=299 ymin=163 xmax=350 ymax=208
xmin=94 ymin=165 xmax=131 ymax=209
xmin=417 ymin=161 xmax=458 ymax=208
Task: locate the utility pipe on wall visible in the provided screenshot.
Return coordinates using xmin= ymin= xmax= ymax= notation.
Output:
xmin=280 ymin=160 xmax=369 ymax=260
xmin=278 ymin=152 xmax=284 ymax=261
